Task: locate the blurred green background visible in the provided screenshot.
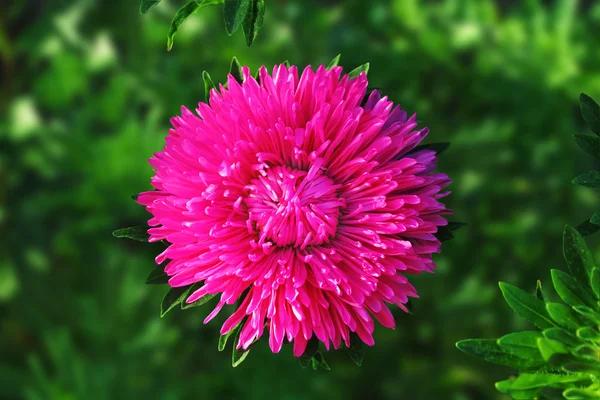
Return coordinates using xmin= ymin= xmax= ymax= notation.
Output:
xmin=2 ymin=0 xmax=600 ymax=399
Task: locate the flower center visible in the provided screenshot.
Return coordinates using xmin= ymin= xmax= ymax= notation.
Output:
xmin=245 ymin=165 xmax=343 ymax=248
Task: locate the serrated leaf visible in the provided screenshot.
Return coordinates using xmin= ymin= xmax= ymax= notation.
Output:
xmin=231 ymin=323 xmax=251 ymax=367
xmin=229 ymin=56 xmax=244 ymax=84
xmin=552 ymin=269 xmax=596 ymax=309
xmin=202 ymin=71 xmax=216 ymax=101
xmin=497 ymin=331 xmax=543 ymax=361
xmin=563 ymin=225 xmax=596 ymax=286
xmin=546 ymin=302 xmax=583 ymax=331
xmin=536 ymin=280 xmax=549 ymax=302
xmin=346 ymin=333 xmax=364 ymax=366
xmin=576 ymin=327 xmax=600 ymax=341
xmin=413 ymin=142 xmax=451 ymax=155
xmin=537 ymin=338 xmax=568 ymax=361
xmin=112 ymin=226 xmax=149 ymax=242
xmin=311 ymin=351 xmax=330 ymax=371
xmin=543 ymin=327 xmax=582 ymax=348
xmin=161 ymin=286 xmax=190 ymax=317
xmin=140 ymin=0 xmax=161 ymax=13
xmin=299 ymin=337 xmax=319 ymax=368
xmin=580 ymin=93 xmax=600 ymax=135
xmin=242 ymin=0 xmax=264 ymax=46
xmin=181 ymin=292 xmax=217 ymax=309
xmin=146 ymin=265 xmax=169 ymax=285
xmin=572 ymin=170 xmax=600 ymax=188
xmin=574 ymin=134 xmax=600 ymax=159
xmin=456 ymin=339 xmax=545 ymax=369
xmin=591 ymin=268 xmax=600 ymax=299
xmin=348 ymin=63 xmax=369 ymax=79
xmin=224 ymin=0 xmax=250 ymax=35
xmin=326 ymin=54 xmax=341 ymax=70
xmin=573 ymin=306 xmax=600 ymax=324
xmin=499 ymin=282 xmax=556 ymax=330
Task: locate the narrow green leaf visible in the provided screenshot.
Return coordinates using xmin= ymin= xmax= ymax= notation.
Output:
xmin=181 ymin=292 xmax=217 ymax=309
xmin=573 ymin=306 xmax=600 ymax=324
xmin=497 ymin=372 xmax=590 ymax=390
xmin=499 ymin=282 xmax=556 ymax=330
xmin=563 ymin=361 xmax=600 ymax=374
xmin=326 ymin=54 xmax=341 ymax=70
xmin=543 ymin=327 xmax=582 ymax=348
xmin=231 ymin=322 xmax=251 ymax=367
xmin=242 ymin=0 xmax=264 ymax=46
xmin=456 ymin=339 xmax=545 ymax=369
xmin=299 ymin=337 xmax=319 ymax=368
xmin=282 ymin=60 xmax=290 ymax=68
xmin=219 ymin=321 xmax=242 ymax=351
xmin=229 ymin=56 xmax=244 ymax=84
xmin=563 ymin=225 xmax=596 ymax=285
xmin=537 ymin=338 xmax=568 ymax=361
xmin=546 ymin=302 xmax=583 ymax=331
xmin=167 ymin=1 xmax=202 ymax=51
xmin=140 ymin=0 xmax=161 ymax=13
xmin=536 ymin=280 xmax=549 ymax=302
xmin=576 ymin=327 xmax=600 ymax=341
xmin=574 ymin=134 xmax=600 ymax=159
xmin=495 ymin=381 xmax=541 ymax=399
xmin=346 ymin=332 xmax=364 ymax=366
xmin=551 ymin=269 xmax=596 ymax=309
xmin=413 ymin=142 xmax=451 ymax=155
xmin=224 ymin=0 xmax=250 ymax=35
xmin=580 ymin=93 xmax=600 ymax=136
xmin=146 ymin=265 xmax=169 ymax=285
xmin=161 ymin=286 xmax=190 ymax=317
xmin=348 ymin=63 xmax=370 ymax=79
xmin=591 ymin=268 xmax=600 ymax=299
xmin=497 ymin=331 xmax=543 ymax=360
xmin=202 ymin=71 xmax=216 ymax=102
xmin=112 ymin=226 xmax=149 ymax=242
xmin=572 ymin=170 xmax=600 ymax=187
xmin=311 ymin=351 xmax=330 ymax=371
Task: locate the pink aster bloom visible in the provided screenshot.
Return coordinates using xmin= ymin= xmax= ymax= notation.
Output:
xmin=138 ymin=63 xmax=451 ymax=356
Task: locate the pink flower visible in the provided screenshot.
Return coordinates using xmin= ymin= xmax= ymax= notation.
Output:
xmin=138 ymin=63 xmax=451 ymax=356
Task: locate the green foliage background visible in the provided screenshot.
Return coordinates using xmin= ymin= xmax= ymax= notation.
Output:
xmin=2 ymin=0 xmax=600 ymax=399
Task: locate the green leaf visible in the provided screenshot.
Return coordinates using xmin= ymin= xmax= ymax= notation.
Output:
xmin=536 ymin=280 xmax=549 ymax=302
xmin=499 ymin=282 xmax=556 ymax=330
xmin=145 ymin=265 xmax=169 ymax=285
xmin=348 ymin=63 xmax=370 ymax=79
xmin=546 ymin=302 xmax=583 ymax=331
xmin=326 ymin=54 xmax=341 ymax=70
xmin=551 ymin=269 xmax=596 ymax=309
xmin=591 ymin=268 xmax=600 ymax=299
xmin=576 ymin=327 xmax=600 ymax=341
xmin=591 ymin=212 xmax=600 ymax=225
xmin=576 ymin=219 xmax=600 ymax=237
xmin=537 ymin=337 xmax=568 ymax=361
xmin=543 ymin=327 xmax=582 ymax=348
xmin=224 ymin=0 xmax=250 ymax=35
xmin=573 ymin=306 xmax=600 ymax=324
xmin=299 ymin=337 xmax=319 ymax=368
xmin=181 ymin=292 xmax=217 ymax=309
xmin=580 ymin=93 xmax=600 ymax=136
xmin=564 ymin=387 xmax=600 ymax=400
xmin=494 ymin=381 xmax=541 ymax=400
xmin=572 ymin=170 xmax=600 ymax=188
xmin=456 ymin=339 xmax=545 ymax=369
xmin=435 ymin=222 xmax=467 ymax=242
xmin=497 ymin=331 xmax=543 ymax=360
xmin=219 ymin=320 xmax=243 ymax=351
xmin=112 ymin=226 xmax=149 ymax=242
xmin=202 ymin=71 xmax=216 ymax=101
xmin=140 ymin=0 xmax=161 ymax=13
xmin=413 ymin=142 xmax=451 ymax=155
xmin=242 ymin=0 xmax=264 ymax=46
xmin=562 ymin=361 xmax=600 ymax=374
xmin=574 ymin=134 xmax=600 ymax=159
xmin=563 ymin=225 xmax=596 ymax=286
xmin=161 ymin=286 xmax=190 ymax=317
xmin=497 ymin=372 xmax=590 ymax=390
xmin=573 ymin=344 xmax=600 ymax=362
xmin=311 ymin=351 xmax=330 ymax=371
xmin=539 ymin=387 xmax=569 ymax=400
xmin=167 ymin=1 xmax=203 ymax=51
xmin=229 ymin=56 xmax=244 ymax=84
xmin=346 ymin=333 xmax=364 ymax=366
xmin=231 ymin=321 xmax=251 ymax=367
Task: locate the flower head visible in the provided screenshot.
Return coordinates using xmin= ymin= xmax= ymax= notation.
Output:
xmin=138 ymin=63 xmax=451 ymax=356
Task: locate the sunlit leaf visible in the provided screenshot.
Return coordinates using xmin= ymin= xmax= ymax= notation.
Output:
xmin=326 ymin=54 xmax=341 ymax=70
xmin=348 ymin=63 xmax=369 ymax=79
xmin=573 ymin=306 xmax=600 ymax=324
xmin=546 ymin=302 xmax=583 ymax=331
xmin=543 ymin=328 xmax=582 ymax=348
xmin=551 ymin=269 xmax=596 ymax=309
xmin=536 ymin=338 xmax=568 ymax=361
xmin=576 ymin=327 xmax=600 ymax=341
xmin=497 ymin=331 xmax=543 ymax=361
xmin=499 ymin=282 xmax=556 ymax=330
xmin=563 ymin=225 xmax=596 ymax=286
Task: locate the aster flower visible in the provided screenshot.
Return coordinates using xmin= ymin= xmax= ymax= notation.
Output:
xmin=134 ymin=59 xmax=452 ymax=364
